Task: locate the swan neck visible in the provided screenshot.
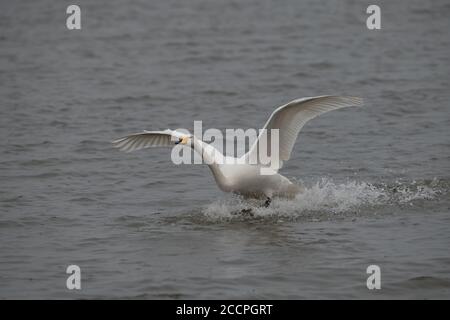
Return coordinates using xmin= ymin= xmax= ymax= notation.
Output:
xmin=191 ymin=136 xmax=227 ymax=186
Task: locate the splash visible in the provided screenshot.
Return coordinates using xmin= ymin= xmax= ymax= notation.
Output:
xmin=388 ymin=179 xmax=441 ymax=204
xmin=201 ymin=178 xmax=445 ymax=221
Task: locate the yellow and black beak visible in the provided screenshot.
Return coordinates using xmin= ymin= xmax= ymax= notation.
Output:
xmin=175 ymin=136 xmax=189 ymax=145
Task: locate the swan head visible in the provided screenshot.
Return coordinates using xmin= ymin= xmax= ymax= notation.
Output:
xmin=175 ymin=135 xmax=192 ymax=146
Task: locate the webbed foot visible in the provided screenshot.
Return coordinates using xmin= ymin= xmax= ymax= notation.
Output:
xmin=240 ymin=208 xmax=254 ymax=216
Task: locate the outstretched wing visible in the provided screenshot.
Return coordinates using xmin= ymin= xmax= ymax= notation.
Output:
xmin=243 ymin=95 xmax=363 ymax=168
xmin=112 ymin=129 xmax=185 ymax=152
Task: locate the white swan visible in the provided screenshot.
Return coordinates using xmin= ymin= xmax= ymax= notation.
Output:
xmin=112 ymin=96 xmax=363 ymax=207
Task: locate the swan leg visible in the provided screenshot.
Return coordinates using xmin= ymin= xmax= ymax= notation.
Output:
xmin=240 ymin=208 xmax=254 ymax=216
xmin=263 ymin=197 xmax=272 ymax=208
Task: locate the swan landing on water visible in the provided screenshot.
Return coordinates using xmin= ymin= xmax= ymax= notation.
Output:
xmin=112 ymin=96 xmax=363 ymax=207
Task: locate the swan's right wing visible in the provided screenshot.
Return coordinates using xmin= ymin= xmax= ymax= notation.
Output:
xmin=112 ymin=129 xmax=185 ymax=152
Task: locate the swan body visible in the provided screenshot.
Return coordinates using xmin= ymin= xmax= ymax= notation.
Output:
xmin=210 ymin=162 xmax=300 ymax=199
xmin=112 ymin=96 xmax=363 ymax=203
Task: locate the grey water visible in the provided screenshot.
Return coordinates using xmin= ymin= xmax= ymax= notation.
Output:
xmin=0 ymin=0 xmax=449 ymax=299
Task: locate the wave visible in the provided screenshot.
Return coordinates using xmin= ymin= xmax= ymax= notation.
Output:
xmin=201 ymin=178 xmax=447 ymax=221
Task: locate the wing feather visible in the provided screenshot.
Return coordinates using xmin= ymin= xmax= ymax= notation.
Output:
xmin=243 ymin=96 xmax=363 ymax=168
xmin=112 ymin=129 xmax=184 ymax=152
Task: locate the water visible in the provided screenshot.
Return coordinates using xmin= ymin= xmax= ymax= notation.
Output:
xmin=0 ymin=0 xmax=449 ymax=299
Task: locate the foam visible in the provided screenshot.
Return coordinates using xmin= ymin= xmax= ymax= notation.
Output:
xmin=201 ymin=178 xmax=445 ymax=221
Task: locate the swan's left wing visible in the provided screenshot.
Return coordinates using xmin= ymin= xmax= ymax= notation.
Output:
xmin=112 ymin=129 xmax=185 ymax=152
xmin=242 ymin=96 xmax=363 ymax=169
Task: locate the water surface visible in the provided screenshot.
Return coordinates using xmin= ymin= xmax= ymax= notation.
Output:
xmin=0 ymin=0 xmax=449 ymax=299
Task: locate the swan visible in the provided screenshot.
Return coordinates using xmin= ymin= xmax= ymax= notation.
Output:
xmin=112 ymin=95 xmax=363 ymax=207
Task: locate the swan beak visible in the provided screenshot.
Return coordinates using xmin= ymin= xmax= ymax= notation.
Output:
xmin=181 ymin=136 xmax=189 ymax=145
xmin=175 ymin=136 xmax=189 ymax=145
